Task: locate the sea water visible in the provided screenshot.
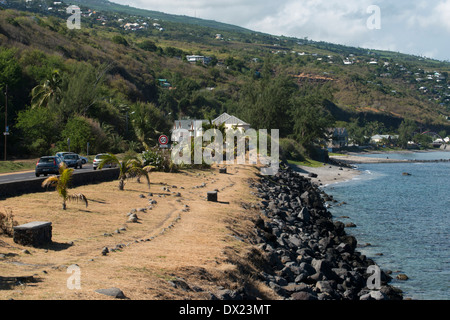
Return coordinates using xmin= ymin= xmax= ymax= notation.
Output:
xmin=325 ymin=151 xmax=450 ymax=300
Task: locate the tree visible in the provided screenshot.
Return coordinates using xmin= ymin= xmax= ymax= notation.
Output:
xmin=112 ymin=35 xmax=129 ymax=46
xmin=398 ymin=119 xmax=418 ymax=149
xmin=0 ymin=48 xmax=21 ymax=89
xmin=15 ymin=106 xmax=60 ymax=155
xmin=290 ymin=86 xmax=335 ymax=148
xmin=30 ymin=70 xmax=62 ymax=109
xmin=129 ymin=102 xmax=170 ymax=150
xmin=137 ymin=40 xmax=157 ymax=52
xmin=240 ymin=75 xmax=296 ymax=137
xmin=201 ymin=118 xmax=226 ymax=141
xmin=42 ymin=162 xmax=88 ymax=210
xmin=61 ymin=116 xmax=93 ymax=153
xmin=97 ymin=153 xmax=152 ymax=191
xmin=346 ymin=118 xmax=368 ymax=146
xmin=56 ymin=63 xmax=109 ymax=120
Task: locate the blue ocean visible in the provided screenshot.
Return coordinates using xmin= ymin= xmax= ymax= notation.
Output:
xmin=325 ymin=151 xmax=450 ymax=300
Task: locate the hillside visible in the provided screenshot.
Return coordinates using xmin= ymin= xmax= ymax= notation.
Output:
xmin=1 ymin=0 xmax=450 ymax=158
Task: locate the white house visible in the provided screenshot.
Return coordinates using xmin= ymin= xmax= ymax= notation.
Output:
xmin=171 ymin=113 xmax=251 ymax=143
xmin=171 ymin=119 xmax=206 ymax=143
xmin=370 ymin=134 xmax=399 ymax=144
xmin=212 ymin=113 xmax=251 ymax=131
xmin=186 ymin=55 xmax=211 ymax=65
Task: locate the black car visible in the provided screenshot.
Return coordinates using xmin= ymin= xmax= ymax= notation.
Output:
xmin=62 ymin=153 xmax=83 ymax=169
xmin=35 ymin=156 xmax=62 ymax=177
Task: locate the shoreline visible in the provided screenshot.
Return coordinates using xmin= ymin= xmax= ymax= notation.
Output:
xmin=254 ymin=162 xmax=403 ymax=300
xmin=289 ymin=162 xmax=361 ymax=188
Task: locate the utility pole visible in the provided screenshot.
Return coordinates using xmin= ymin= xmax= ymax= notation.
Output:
xmin=4 ymin=85 xmax=7 ymax=161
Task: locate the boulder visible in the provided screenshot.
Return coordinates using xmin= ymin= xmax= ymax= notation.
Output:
xmin=95 ymin=288 xmax=127 ymax=299
xmin=291 ymin=291 xmax=318 ymax=300
xmin=298 ymin=207 xmax=310 ymax=223
xmin=396 ymin=274 xmax=409 ymax=281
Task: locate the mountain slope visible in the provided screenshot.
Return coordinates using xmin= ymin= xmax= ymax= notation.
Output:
xmin=66 ymin=0 xmax=253 ymax=33
xmin=1 ymin=1 xmax=450 ymax=158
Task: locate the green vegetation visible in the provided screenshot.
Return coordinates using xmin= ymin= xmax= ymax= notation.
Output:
xmin=287 ymin=158 xmax=324 ymax=168
xmin=41 ymin=162 xmax=88 ymax=210
xmin=0 ymin=1 xmax=450 ymax=165
xmin=97 ymin=152 xmax=152 ymax=190
xmin=0 ymin=160 xmax=36 ymax=173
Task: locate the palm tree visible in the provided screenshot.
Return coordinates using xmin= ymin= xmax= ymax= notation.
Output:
xmin=42 ymin=162 xmax=88 ymax=210
xmin=31 ymin=70 xmax=62 ymax=109
xmin=97 ymin=153 xmax=153 ymax=191
xmin=130 ymin=102 xmax=164 ymax=150
xmin=201 ymin=118 xmax=226 ymax=140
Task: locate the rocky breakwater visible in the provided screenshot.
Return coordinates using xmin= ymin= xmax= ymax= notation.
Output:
xmin=253 ymin=163 xmax=403 ymax=300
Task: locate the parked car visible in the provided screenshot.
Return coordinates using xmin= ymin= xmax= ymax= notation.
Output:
xmin=57 ymin=152 xmax=88 ymax=164
xmin=80 ymin=156 xmax=89 ymax=164
xmin=62 ymin=153 xmax=83 ymax=169
xmin=56 ymin=152 xmax=72 ymax=160
xmin=35 ymin=156 xmax=62 ymax=177
xmin=93 ymin=153 xmax=116 ymax=170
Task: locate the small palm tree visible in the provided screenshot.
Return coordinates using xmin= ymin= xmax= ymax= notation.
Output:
xmin=42 ymin=162 xmax=88 ymax=210
xmin=97 ymin=153 xmax=153 ymax=191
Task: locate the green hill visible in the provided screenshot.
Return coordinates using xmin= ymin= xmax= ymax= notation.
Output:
xmin=1 ymin=0 xmax=450 ymax=158
xmin=74 ymin=0 xmax=253 ymax=32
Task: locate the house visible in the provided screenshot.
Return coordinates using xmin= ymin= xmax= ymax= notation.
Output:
xmin=158 ymin=79 xmax=172 ymax=89
xmin=327 ymin=128 xmax=348 ymax=151
xmin=171 ymin=113 xmax=251 ymax=143
xmin=171 ymin=119 xmax=206 ymax=143
xmin=123 ymin=23 xmax=139 ymax=30
xmin=171 ymin=112 xmax=250 ymax=142
xmin=212 ymin=113 xmax=251 ymax=131
xmin=186 ymin=55 xmax=211 ymax=65
xmin=370 ymin=134 xmax=399 ymax=145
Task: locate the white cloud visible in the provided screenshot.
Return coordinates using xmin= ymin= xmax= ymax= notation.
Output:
xmin=434 ymin=0 xmax=450 ymax=32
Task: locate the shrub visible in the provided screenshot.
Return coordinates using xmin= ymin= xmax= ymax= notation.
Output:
xmin=279 ymin=138 xmax=306 ymax=162
xmin=0 ymin=208 xmax=18 ymax=237
xmin=112 ymin=35 xmax=128 ymax=46
xmin=141 ymin=147 xmax=178 ymax=172
xmin=137 ymin=40 xmax=157 ymax=52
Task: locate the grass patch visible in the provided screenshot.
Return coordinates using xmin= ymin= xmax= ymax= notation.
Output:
xmin=287 ymin=158 xmax=324 ymax=168
xmin=328 ymin=152 xmax=347 ymax=157
xmin=0 ymin=160 xmax=36 ymax=174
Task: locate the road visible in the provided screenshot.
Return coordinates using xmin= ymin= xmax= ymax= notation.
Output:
xmin=0 ymin=163 xmax=95 ymax=184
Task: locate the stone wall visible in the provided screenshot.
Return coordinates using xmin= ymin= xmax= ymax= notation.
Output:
xmin=0 ymin=168 xmax=120 ymax=199
xmin=13 ymin=221 xmax=52 ymax=247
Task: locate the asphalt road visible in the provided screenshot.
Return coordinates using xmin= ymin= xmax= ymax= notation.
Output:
xmin=0 ymin=163 xmax=95 ymax=184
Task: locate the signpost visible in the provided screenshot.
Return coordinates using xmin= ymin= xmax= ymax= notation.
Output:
xmin=4 ymin=85 xmax=7 ymax=161
xmin=159 ymin=135 xmax=169 ymax=148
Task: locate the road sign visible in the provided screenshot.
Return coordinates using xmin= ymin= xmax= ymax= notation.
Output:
xmin=3 ymin=132 xmax=9 ymax=136
xmin=158 ymin=135 xmax=169 ymax=146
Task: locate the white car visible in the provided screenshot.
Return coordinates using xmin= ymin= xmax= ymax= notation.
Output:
xmin=93 ymin=154 xmax=116 ymax=170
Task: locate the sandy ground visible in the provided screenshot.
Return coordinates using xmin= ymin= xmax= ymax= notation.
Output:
xmin=329 ymin=154 xmax=408 ymax=165
xmin=0 ymin=164 xmax=279 ymax=300
xmin=291 ymin=149 xmax=450 ymax=187
xmin=290 ymin=161 xmax=361 ymax=187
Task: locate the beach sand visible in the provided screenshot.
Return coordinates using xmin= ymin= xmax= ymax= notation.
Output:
xmin=291 ymin=149 xmax=450 ymax=187
xmin=290 ymin=161 xmax=361 ymax=187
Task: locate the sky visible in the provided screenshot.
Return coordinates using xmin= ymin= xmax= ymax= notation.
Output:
xmin=112 ymin=0 xmax=450 ymax=61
